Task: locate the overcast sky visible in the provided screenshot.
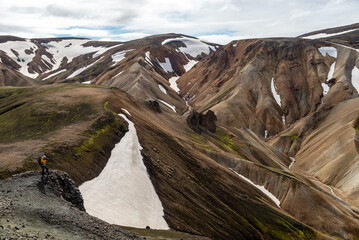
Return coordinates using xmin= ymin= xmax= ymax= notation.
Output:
xmin=0 ymin=0 xmax=358 ymax=44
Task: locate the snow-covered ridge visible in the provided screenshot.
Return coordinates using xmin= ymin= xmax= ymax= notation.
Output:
xmin=43 ymin=39 xmax=121 ymax=70
xmin=302 ymin=28 xmax=359 ymax=39
xmin=0 ymin=38 xmax=121 ymax=78
xmin=79 ymin=113 xmax=168 ymax=229
xmin=230 ymin=168 xmax=281 ymax=207
xmin=162 ymin=36 xmax=215 ymax=58
xmin=0 ymin=40 xmax=38 ymax=78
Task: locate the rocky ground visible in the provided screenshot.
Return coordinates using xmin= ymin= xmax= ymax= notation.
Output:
xmin=0 ymin=170 xmax=140 ymax=240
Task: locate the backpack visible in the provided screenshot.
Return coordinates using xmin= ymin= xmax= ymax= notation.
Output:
xmin=38 ymin=157 xmax=42 ymax=166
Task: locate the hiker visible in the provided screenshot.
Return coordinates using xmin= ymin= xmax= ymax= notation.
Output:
xmin=38 ymin=155 xmax=50 ymax=178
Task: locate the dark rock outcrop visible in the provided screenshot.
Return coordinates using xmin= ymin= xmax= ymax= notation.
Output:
xmin=46 ymin=171 xmax=85 ymax=211
xmin=148 ymin=100 xmax=162 ymax=113
xmin=187 ymin=110 xmax=217 ymax=134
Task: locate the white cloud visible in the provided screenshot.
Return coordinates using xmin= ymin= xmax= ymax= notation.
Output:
xmin=198 ymin=34 xmax=249 ymax=45
xmin=56 ymin=28 xmax=110 ymax=37
xmin=112 ymin=32 xmax=149 ymax=41
xmin=0 ymin=0 xmax=358 ymax=45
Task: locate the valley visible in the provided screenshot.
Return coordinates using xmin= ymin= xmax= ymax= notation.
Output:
xmin=1 ymin=23 xmax=359 ymax=239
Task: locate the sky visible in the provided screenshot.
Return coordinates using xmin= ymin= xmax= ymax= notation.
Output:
xmin=0 ymin=0 xmax=358 ymax=44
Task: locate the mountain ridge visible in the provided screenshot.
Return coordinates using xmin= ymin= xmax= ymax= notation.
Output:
xmin=1 ymin=23 xmax=359 ymax=239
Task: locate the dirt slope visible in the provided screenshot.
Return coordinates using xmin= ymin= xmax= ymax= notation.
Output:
xmin=0 ymin=84 xmax=128 ymax=184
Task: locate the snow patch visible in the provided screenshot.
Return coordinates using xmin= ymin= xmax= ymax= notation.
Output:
xmin=322 ymin=83 xmax=330 ymax=96
xmin=42 ymin=69 xmax=66 ymax=80
xmin=162 ymin=36 xmax=213 ymax=57
xmin=282 ymin=115 xmax=286 ymax=124
xmin=158 ymin=84 xmax=167 ymax=94
xmin=112 ymin=71 xmax=124 ymax=79
xmin=145 ymin=51 xmax=154 ymax=67
xmin=312 ymin=180 xmax=342 ymax=200
xmin=111 ymin=49 xmax=134 ymax=65
xmin=157 ymin=57 xmax=174 ymax=73
xmin=230 ymin=169 xmax=281 ymax=207
xmin=352 ymin=66 xmax=359 ymax=93
xmin=302 ymin=28 xmax=359 ymax=39
xmin=158 ymin=99 xmax=176 ymax=113
xmin=183 ymin=59 xmax=198 ymax=72
xmin=169 ymin=76 xmax=180 ymax=92
xmin=271 ymin=77 xmax=281 ymax=106
xmin=41 ymin=39 xmax=120 ymax=72
xmin=121 ymin=108 xmax=131 ymax=116
xmin=323 ymin=61 xmax=336 ymax=96
xmin=67 ymin=59 xmax=101 ymax=79
xmin=42 ymin=55 xmax=53 ymax=64
xmin=233 ymin=44 xmax=237 ymax=47
xmin=289 ymin=157 xmax=296 ymax=170
xmin=79 ymin=113 xmax=168 ymax=229
xmin=318 ymin=47 xmax=337 ymax=58
xmin=82 ymin=80 xmax=91 ymax=84
xmin=264 ymin=130 xmax=268 ymax=139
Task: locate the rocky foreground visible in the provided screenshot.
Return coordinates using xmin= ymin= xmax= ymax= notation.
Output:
xmin=0 ymin=170 xmax=140 ymax=240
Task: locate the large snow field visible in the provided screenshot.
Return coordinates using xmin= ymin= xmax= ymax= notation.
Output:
xmin=162 ymin=36 xmax=214 ymax=58
xmin=79 ymin=113 xmax=168 ymax=229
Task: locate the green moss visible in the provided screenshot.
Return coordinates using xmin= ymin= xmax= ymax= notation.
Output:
xmin=186 ymin=133 xmax=217 ymax=151
xmin=260 ymin=165 xmax=300 ymax=181
xmin=0 ymin=102 xmax=95 ymax=143
xmin=74 ymin=120 xmax=113 ymax=153
xmin=354 ymin=117 xmax=359 ymax=132
xmin=0 ymin=86 xmax=29 ymax=93
xmin=0 ymin=84 xmax=125 ymax=183
xmin=280 ymin=130 xmax=292 ymax=137
xmin=212 ymin=128 xmax=249 ymax=159
xmin=46 ymin=104 xmax=125 ymax=184
xmin=281 ymin=130 xmax=299 ymax=143
xmin=215 ymin=86 xmax=236 ymax=102
xmin=290 ymin=134 xmax=299 ymax=142
xmin=139 ymin=126 xmax=318 ymax=240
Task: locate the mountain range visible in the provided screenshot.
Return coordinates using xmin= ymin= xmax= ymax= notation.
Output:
xmin=1 ymin=23 xmax=359 ymax=239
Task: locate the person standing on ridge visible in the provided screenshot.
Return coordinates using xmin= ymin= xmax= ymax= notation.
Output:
xmin=39 ymin=155 xmax=50 ymax=178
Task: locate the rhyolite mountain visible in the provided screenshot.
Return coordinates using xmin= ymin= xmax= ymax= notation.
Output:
xmin=1 ymin=23 xmax=359 ymax=240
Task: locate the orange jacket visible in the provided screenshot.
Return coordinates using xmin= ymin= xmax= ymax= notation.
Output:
xmin=40 ymin=157 xmax=47 ymax=166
